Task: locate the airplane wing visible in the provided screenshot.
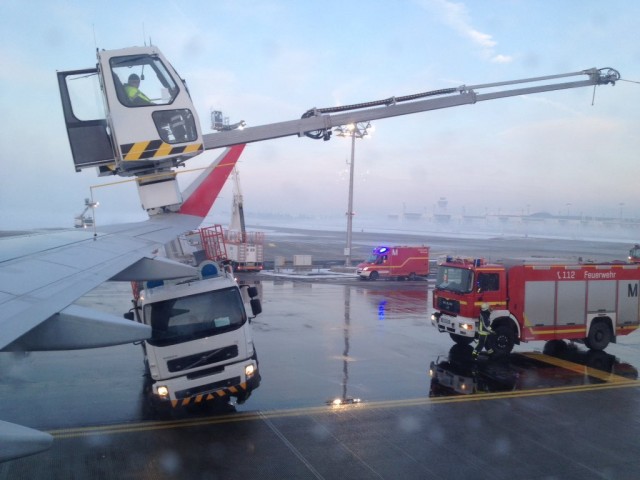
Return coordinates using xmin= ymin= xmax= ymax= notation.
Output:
xmin=0 ymin=144 xmax=245 ymax=461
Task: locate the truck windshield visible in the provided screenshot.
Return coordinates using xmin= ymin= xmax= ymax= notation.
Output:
xmin=145 ymin=287 xmax=246 ymax=347
xmin=366 ymin=254 xmax=384 ymax=264
xmin=366 ymin=254 xmax=377 ymax=263
xmin=436 ymin=266 xmax=474 ymax=293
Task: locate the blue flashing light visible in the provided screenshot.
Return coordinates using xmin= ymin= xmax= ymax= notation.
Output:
xmin=377 ymin=247 xmax=389 ymax=254
xmin=201 ymin=262 xmax=219 ymax=278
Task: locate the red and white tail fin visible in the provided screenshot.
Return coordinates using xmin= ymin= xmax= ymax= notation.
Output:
xmin=179 ymin=144 xmax=246 ymax=217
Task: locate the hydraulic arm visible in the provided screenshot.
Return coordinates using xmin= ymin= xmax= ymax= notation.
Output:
xmin=57 ymin=46 xmax=619 ymax=214
xmin=202 ymin=68 xmax=620 ymax=151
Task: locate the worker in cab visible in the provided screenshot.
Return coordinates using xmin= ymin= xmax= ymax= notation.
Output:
xmin=472 ymin=303 xmax=494 ymax=359
xmin=124 ymin=74 xmax=152 ymax=105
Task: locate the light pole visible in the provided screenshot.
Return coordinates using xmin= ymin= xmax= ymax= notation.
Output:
xmin=334 ymin=122 xmax=373 ymax=267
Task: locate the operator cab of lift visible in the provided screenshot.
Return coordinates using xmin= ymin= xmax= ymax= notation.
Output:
xmin=57 ymin=46 xmax=203 ymax=178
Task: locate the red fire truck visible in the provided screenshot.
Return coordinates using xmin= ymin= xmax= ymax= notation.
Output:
xmin=431 ymin=257 xmax=640 ymax=355
xmin=356 ymin=246 xmax=429 ymax=280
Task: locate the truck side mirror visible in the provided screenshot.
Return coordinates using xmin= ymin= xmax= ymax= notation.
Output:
xmin=250 ymin=298 xmax=262 ymax=316
xmin=247 ymin=286 xmax=259 ymax=298
xmin=123 ymin=312 xmax=135 ymax=321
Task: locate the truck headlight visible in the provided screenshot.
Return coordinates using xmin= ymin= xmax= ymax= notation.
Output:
xmin=157 ymin=385 xmax=170 ymax=398
xmin=460 ymin=323 xmax=473 ymax=331
xmin=245 ymin=364 xmax=256 ymax=378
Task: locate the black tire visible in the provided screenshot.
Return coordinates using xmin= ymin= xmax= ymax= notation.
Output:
xmin=487 ymin=324 xmax=515 ymax=356
xmin=584 ymin=320 xmax=612 ymax=351
xmin=449 ymin=333 xmax=475 ymax=346
xmin=369 ymin=271 xmax=379 ymax=281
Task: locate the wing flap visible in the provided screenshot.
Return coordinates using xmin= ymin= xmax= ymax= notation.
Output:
xmin=0 ymin=248 xmax=144 ymax=350
xmin=7 ymin=305 xmax=151 ymax=351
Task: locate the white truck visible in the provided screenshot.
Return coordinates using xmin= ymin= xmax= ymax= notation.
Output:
xmin=126 ymin=263 xmax=262 ymax=409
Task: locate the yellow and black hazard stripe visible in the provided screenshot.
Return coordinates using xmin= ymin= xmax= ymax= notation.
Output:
xmin=120 ymin=140 xmax=203 ymax=161
xmin=171 ymin=382 xmax=249 ymax=408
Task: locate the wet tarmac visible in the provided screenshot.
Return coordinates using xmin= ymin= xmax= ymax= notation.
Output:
xmin=2 ymin=227 xmax=640 ymax=478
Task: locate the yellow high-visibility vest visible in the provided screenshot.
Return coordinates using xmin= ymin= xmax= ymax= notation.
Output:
xmin=124 ymin=85 xmax=151 ymax=104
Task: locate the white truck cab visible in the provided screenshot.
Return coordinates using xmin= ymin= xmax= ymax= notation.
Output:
xmin=129 ymin=265 xmax=261 ymax=408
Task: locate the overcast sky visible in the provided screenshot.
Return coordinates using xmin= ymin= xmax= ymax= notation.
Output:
xmin=1 ymin=0 xmax=639 ymax=229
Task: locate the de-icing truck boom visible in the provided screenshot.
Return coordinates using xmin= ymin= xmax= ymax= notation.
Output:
xmin=57 ymin=45 xmax=619 ymax=216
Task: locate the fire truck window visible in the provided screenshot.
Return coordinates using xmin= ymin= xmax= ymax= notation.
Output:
xmin=477 ymin=273 xmax=499 ymax=292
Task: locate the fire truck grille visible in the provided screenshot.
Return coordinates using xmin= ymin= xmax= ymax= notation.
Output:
xmin=167 ymin=345 xmax=238 ymax=373
xmin=437 ymin=297 xmax=460 ymax=314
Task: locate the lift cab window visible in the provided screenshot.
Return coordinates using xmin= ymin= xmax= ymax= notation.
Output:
xmin=110 ymin=54 xmax=179 ymax=107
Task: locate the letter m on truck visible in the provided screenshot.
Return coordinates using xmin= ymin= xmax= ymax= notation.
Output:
xmin=431 ymin=258 xmax=640 ymax=355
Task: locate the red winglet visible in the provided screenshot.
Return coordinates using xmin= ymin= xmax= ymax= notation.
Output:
xmin=179 ymin=144 xmax=246 ymax=217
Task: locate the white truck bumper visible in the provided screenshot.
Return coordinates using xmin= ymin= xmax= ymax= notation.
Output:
xmin=153 ymin=358 xmax=260 ymax=407
xmin=432 ymin=313 xmax=477 ymax=337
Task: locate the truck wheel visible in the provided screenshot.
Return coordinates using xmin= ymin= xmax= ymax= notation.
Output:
xmin=449 ymin=333 xmax=474 ymax=346
xmin=584 ymin=320 xmax=612 ymax=351
xmin=488 ymin=325 xmax=515 ymax=356
xmin=369 ymin=271 xmax=379 ymax=281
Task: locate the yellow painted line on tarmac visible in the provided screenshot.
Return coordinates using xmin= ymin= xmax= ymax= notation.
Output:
xmin=520 ymin=352 xmax=633 ymax=383
xmin=49 ymin=379 xmax=640 ymax=440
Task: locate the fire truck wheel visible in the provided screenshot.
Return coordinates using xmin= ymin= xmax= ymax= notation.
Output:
xmin=369 ymin=271 xmax=379 ymax=281
xmin=489 ymin=325 xmax=515 ymax=356
xmin=585 ymin=320 xmax=612 ymax=351
xmin=449 ymin=333 xmax=474 ymax=346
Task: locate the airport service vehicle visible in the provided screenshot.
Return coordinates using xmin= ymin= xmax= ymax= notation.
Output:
xmin=224 ymin=168 xmax=264 ymax=272
xmin=629 ymin=245 xmax=640 ymax=263
xmin=224 ymin=230 xmax=264 ymax=272
xmin=195 ymin=224 xmax=264 ymax=273
xmin=58 ymin=45 xmax=619 ymax=213
xmin=357 ymin=246 xmax=429 ymax=280
xmin=431 ymin=257 xmax=640 ymax=355
xmin=127 ymin=264 xmax=262 ymax=408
